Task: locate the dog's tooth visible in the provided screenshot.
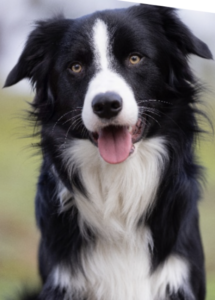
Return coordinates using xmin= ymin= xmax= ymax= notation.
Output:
xmin=128 ymin=126 xmax=132 ymax=133
xmin=129 ymin=145 xmax=135 ymax=155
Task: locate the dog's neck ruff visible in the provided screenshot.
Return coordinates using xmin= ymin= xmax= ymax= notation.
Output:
xmin=61 ymin=137 xmax=167 ymax=237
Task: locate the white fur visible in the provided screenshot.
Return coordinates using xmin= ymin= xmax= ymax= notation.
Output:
xmin=53 ymin=137 xmax=192 ymax=299
xmin=92 ymin=19 xmax=109 ymax=71
xmin=62 ymin=137 xmax=167 ymax=237
xmin=53 ymin=265 xmax=86 ymax=299
xmin=82 ymin=19 xmax=138 ymax=132
xmin=53 ymin=254 xmax=191 ymax=300
xmin=151 ymin=255 xmax=193 ymax=299
xmin=58 ymin=182 xmax=74 ymax=213
xmin=80 ymin=228 xmax=152 ymax=300
xmin=53 ymin=229 xmax=152 ymax=300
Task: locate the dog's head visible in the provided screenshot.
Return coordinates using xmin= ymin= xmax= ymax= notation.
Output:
xmin=5 ymin=5 xmax=212 ymax=164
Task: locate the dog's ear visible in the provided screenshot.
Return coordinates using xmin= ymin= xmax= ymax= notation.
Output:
xmin=158 ymin=7 xmax=213 ymax=60
xmin=4 ymin=16 xmax=68 ymax=88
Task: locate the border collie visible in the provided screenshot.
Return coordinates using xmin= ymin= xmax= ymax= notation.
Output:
xmin=5 ymin=4 xmax=213 ymax=300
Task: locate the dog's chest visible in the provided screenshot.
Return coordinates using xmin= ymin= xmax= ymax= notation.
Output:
xmin=55 ymin=138 xmax=190 ymax=299
xmin=57 ymin=138 xmax=168 ymax=299
xmin=54 ymin=234 xmax=189 ymax=300
xmin=81 ymin=230 xmax=152 ymax=300
xmin=72 ymin=151 xmax=155 ymax=299
xmin=62 ymin=138 xmax=166 ymax=235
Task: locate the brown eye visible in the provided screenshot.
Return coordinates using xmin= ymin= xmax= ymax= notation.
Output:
xmin=129 ymin=55 xmax=141 ymax=65
xmin=71 ymin=63 xmax=82 ymax=73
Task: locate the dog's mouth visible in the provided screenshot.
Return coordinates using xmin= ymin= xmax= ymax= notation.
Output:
xmin=91 ymin=119 xmax=144 ymax=164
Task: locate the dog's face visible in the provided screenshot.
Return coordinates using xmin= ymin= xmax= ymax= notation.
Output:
xmin=55 ymin=12 xmax=167 ymax=164
xmin=5 ymin=5 xmax=212 ymax=164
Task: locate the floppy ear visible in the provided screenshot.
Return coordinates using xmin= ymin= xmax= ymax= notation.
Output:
xmin=159 ymin=7 xmax=213 ymax=59
xmin=4 ymin=16 xmax=68 ymax=88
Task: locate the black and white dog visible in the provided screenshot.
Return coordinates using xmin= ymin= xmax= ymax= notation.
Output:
xmin=5 ymin=4 xmax=213 ymax=300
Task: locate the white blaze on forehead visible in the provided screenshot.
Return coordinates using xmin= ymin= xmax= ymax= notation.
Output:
xmin=92 ymin=19 xmax=110 ymax=70
xmin=82 ymin=18 xmax=138 ymax=133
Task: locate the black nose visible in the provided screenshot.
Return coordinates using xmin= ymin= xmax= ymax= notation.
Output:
xmin=92 ymin=92 xmax=122 ymax=119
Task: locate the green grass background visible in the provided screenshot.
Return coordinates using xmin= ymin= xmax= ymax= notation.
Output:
xmin=0 ymin=89 xmax=214 ymax=299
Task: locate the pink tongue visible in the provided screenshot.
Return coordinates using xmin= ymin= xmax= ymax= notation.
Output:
xmin=97 ymin=126 xmax=132 ymax=164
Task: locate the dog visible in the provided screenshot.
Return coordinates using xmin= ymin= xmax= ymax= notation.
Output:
xmin=4 ymin=4 xmax=213 ymax=300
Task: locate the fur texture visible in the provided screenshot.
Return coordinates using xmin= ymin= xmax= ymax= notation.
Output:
xmin=5 ymin=4 xmax=213 ymax=300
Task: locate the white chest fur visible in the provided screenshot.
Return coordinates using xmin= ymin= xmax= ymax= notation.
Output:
xmin=80 ymin=229 xmax=153 ymax=300
xmin=62 ymin=137 xmax=167 ymax=236
xmin=55 ymin=138 xmax=191 ymax=300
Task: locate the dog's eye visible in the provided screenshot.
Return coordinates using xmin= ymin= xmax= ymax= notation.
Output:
xmin=71 ymin=63 xmax=82 ymax=73
xmin=129 ymin=55 xmax=141 ymax=65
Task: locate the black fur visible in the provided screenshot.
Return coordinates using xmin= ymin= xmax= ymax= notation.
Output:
xmin=5 ymin=4 xmax=212 ymax=300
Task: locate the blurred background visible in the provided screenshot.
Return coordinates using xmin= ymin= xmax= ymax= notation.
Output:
xmin=0 ymin=0 xmax=214 ymax=299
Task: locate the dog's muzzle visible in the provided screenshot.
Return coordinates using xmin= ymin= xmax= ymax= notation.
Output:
xmin=90 ymin=92 xmax=144 ymax=164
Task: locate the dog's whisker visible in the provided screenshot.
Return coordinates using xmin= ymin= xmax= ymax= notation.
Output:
xmin=138 ymin=99 xmax=172 ymax=105
xmin=63 ymin=116 xmax=84 ymax=146
xmin=71 ymin=118 xmax=83 ymax=130
xmin=63 ymin=124 xmax=74 ymax=147
xmin=138 ymin=107 xmax=161 ymax=117
xmin=138 ymin=106 xmax=186 ymax=134
xmin=81 ymin=126 xmax=88 ymax=137
xmin=141 ymin=112 xmax=161 ymax=127
xmin=62 ymin=114 xmax=82 ymax=126
xmin=52 ymin=109 xmax=82 ymax=132
xmin=138 ymin=115 xmax=151 ymax=129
